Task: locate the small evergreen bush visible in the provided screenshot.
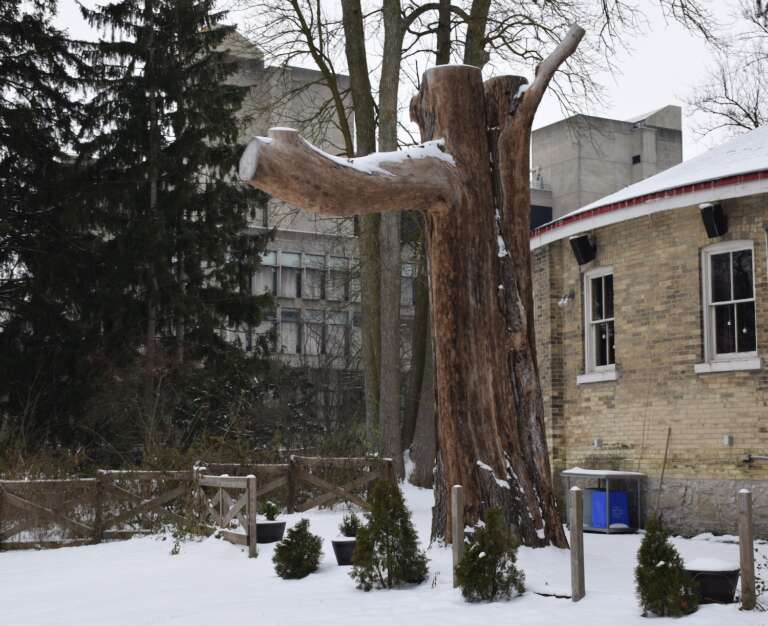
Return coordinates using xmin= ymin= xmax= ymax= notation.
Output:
xmin=454 ymin=507 xmax=525 ymax=602
xmin=351 ymin=480 xmax=428 ymax=590
xmin=340 ymin=512 xmax=362 ymax=538
xmin=260 ymin=500 xmax=280 ymax=521
xmin=635 ymin=516 xmax=699 ymax=617
xmin=272 ymin=519 xmax=323 ymax=579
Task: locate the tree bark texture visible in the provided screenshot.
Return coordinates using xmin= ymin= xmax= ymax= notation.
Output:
xmin=408 ymin=323 xmax=436 ymax=489
xmin=240 ymin=25 xmax=583 ymax=547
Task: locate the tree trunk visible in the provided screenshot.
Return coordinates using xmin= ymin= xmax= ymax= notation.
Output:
xmin=410 ymin=62 xmax=568 ymax=547
xmin=408 ymin=323 xmax=436 ymax=488
xmin=340 ymin=0 xmax=380 ymax=444
xmin=239 ymin=26 xmax=583 ymax=547
xmin=463 ymin=0 xmax=491 ymax=67
xmin=402 ymin=247 xmax=428 ymax=450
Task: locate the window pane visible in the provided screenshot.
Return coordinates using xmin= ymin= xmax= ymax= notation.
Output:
xmin=304 ymin=262 xmax=324 ymax=299
xmin=710 ymin=252 xmax=731 ymax=303
xmin=714 ymin=304 xmax=736 ymax=354
xmin=732 ymin=249 xmax=753 ymax=300
xmin=604 ymin=275 xmax=614 ymax=319
xmin=260 ymin=251 xmax=276 ymax=266
xmin=736 ymin=301 xmax=756 ymax=353
xmin=303 ymin=322 xmax=323 ymax=355
xmin=280 ymin=267 xmax=300 ymax=298
xmin=280 ymin=252 xmax=301 ymax=268
xmin=591 ymin=277 xmax=604 ymax=321
xmin=280 ymin=309 xmax=300 ymax=354
xmin=607 ymin=320 xmax=615 ymax=365
xmin=594 ymin=322 xmax=610 ymax=366
xmin=253 ymin=266 xmax=275 ymax=295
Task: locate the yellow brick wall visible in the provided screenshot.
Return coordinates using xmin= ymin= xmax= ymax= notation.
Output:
xmin=533 ymin=194 xmax=768 ymax=485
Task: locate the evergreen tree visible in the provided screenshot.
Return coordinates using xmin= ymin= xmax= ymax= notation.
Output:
xmin=0 ymin=0 xmax=91 ymax=453
xmin=74 ymin=0 xmax=271 ymax=454
xmin=635 ymin=516 xmax=699 ymax=617
xmin=455 ymin=507 xmax=525 ymax=602
xmin=273 ymin=519 xmax=323 ymax=579
xmin=351 ymin=480 xmax=428 ymax=590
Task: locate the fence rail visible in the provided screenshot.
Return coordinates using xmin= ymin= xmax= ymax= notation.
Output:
xmin=0 ymin=456 xmax=394 ymax=554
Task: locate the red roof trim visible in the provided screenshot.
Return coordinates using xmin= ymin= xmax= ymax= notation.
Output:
xmin=531 ymin=169 xmax=768 ymax=238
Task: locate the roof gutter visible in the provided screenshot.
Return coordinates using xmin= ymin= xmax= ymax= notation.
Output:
xmin=530 ymin=169 xmax=768 ymax=251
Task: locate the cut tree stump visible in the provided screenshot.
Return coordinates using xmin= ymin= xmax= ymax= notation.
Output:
xmin=239 ymin=25 xmax=584 ymax=547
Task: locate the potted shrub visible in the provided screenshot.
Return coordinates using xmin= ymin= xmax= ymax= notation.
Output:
xmin=455 ymin=507 xmax=525 ymax=602
xmin=683 ymin=559 xmax=739 ymax=604
xmin=257 ymin=500 xmax=286 ymax=544
xmin=635 ymin=516 xmax=699 ymax=617
xmin=332 ymin=512 xmax=361 ymax=566
xmin=273 ymin=519 xmax=323 ymax=579
xmin=351 ymin=480 xmax=428 ymax=590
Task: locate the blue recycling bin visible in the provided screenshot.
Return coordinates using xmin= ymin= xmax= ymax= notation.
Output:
xmin=591 ymin=489 xmax=630 ymax=529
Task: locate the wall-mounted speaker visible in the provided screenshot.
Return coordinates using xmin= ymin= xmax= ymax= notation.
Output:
xmin=569 ymin=234 xmax=596 ymax=265
xmin=699 ymin=203 xmax=727 ymax=238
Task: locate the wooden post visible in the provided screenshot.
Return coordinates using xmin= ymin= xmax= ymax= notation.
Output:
xmin=739 ymin=489 xmax=755 ymax=610
xmin=569 ymin=486 xmax=585 ymax=601
xmin=287 ymin=456 xmax=296 ymax=514
xmin=247 ymin=475 xmax=258 ymax=558
xmin=451 ymin=484 xmax=464 ymax=588
xmin=93 ymin=470 xmax=106 ymax=543
xmin=383 ymin=458 xmax=395 ymax=485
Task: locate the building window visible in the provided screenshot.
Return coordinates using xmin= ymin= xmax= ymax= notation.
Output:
xmin=327 ymin=256 xmax=348 ymax=302
xmin=279 ymin=252 xmax=302 ymax=298
xmin=280 ymin=308 xmax=301 ymax=354
xmin=304 ymin=254 xmax=325 ymax=300
xmin=401 ymin=263 xmax=415 ymax=306
xmin=325 ymin=311 xmax=349 ymax=358
xmin=700 ymin=241 xmax=758 ymax=368
xmin=584 ymin=267 xmax=615 ymax=373
xmin=303 ymin=309 xmax=324 ymax=356
xmin=253 ymin=251 xmax=276 ymax=295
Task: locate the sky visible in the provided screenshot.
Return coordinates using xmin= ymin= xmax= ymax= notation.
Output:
xmin=53 ymin=0 xmax=737 ymax=160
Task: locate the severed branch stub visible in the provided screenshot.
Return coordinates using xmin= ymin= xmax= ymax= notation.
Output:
xmin=239 ymin=25 xmax=585 ymax=549
xmin=238 ymin=128 xmax=458 ymax=216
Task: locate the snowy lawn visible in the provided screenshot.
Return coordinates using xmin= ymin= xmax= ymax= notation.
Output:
xmin=3 ymin=483 xmax=764 ymax=626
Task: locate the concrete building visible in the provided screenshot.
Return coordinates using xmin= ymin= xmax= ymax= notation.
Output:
xmin=531 ymin=106 xmax=683 ymax=223
xmin=531 ymin=125 xmax=768 ymax=536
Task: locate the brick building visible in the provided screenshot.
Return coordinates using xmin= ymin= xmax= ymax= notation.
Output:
xmin=531 ymin=125 xmax=768 ymax=535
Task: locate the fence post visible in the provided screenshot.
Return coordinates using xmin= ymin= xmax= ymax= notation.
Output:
xmin=93 ymin=470 xmax=106 ymax=543
xmin=739 ymin=489 xmax=755 ymax=610
xmin=569 ymin=486 xmax=585 ymax=602
xmin=287 ymin=456 xmax=296 ymax=514
xmin=451 ymin=484 xmax=464 ymax=588
xmin=382 ymin=458 xmax=395 ymax=485
xmin=247 ymin=475 xmax=258 ymax=558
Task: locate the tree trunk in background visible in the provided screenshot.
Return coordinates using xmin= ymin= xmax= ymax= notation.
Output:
xmin=375 ymin=0 xmax=405 ymax=477
xmin=462 ymin=0 xmax=491 ymax=67
xmin=402 ymin=247 xmax=428 ymax=450
xmin=436 ymin=0 xmax=451 ymax=64
xmin=408 ymin=323 xmax=436 ymax=488
xmin=340 ymin=0 xmax=381 ymax=443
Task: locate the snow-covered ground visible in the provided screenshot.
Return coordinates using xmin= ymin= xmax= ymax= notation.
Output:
xmin=3 ymin=483 xmax=764 ymax=626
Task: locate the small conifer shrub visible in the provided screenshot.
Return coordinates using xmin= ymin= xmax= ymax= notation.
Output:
xmin=635 ymin=516 xmax=699 ymax=617
xmin=340 ymin=512 xmax=362 ymax=538
xmin=351 ymin=480 xmax=428 ymax=590
xmin=454 ymin=507 xmax=525 ymax=602
xmin=272 ymin=519 xmax=323 ymax=579
xmin=260 ymin=500 xmax=280 ymax=521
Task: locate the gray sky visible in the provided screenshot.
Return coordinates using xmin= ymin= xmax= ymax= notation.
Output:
xmin=54 ymin=0 xmax=735 ymax=159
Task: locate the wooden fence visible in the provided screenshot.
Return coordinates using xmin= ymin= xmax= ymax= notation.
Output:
xmin=0 ymin=456 xmax=393 ymax=554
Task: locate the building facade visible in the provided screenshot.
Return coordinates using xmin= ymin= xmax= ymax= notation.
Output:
xmin=531 ymin=126 xmax=768 ymax=535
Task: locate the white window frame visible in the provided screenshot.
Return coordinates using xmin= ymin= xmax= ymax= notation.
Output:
xmin=578 ymin=266 xmax=617 ymax=384
xmin=696 ymin=240 xmax=761 ymax=374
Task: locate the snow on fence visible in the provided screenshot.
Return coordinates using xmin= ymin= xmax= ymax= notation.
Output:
xmin=0 ymin=456 xmax=394 ymax=554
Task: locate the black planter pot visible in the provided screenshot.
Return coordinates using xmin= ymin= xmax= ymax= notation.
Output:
xmin=256 ymin=520 xmax=286 ymax=544
xmin=684 ymin=568 xmax=740 ymax=604
xmin=332 ymin=538 xmax=357 ymax=566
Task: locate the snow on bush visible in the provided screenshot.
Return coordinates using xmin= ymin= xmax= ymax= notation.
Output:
xmin=454 ymin=507 xmax=525 ymax=602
